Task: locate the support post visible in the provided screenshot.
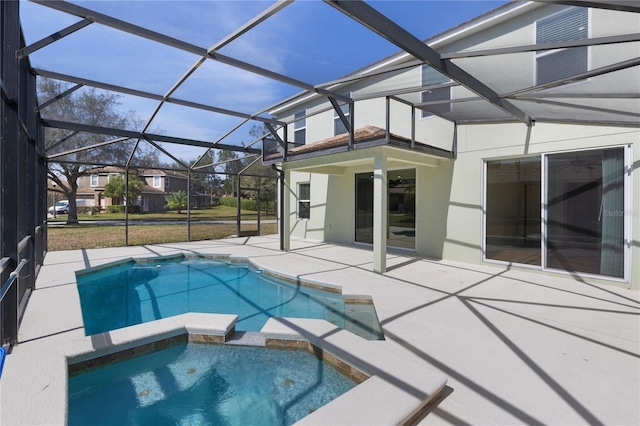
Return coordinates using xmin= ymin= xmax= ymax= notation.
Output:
xmin=411 ymin=105 xmax=416 ymax=149
xmin=257 ymin=178 xmax=261 ymax=235
xmin=373 ymin=154 xmax=387 ymax=274
xmin=236 ymin=173 xmax=241 ymax=237
xmin=187 ymin=169 xmax=191 ymax=242
xmin=283 ymin=169 xmax=291 ymax=251
xmin=385 ymin=96 xmax=390 ymax=142
xmin=348 ymin=101 xmax=354 ymax=150
xmin=124 ymin=165 xmax=129 ymax=246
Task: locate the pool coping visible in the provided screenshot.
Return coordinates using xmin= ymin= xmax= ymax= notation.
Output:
xmin=60 ymin=312 xmax=446 ymax=426
xmin=62 ymin=313 xmax=446 ymax=425
xmin=10 ymin=249 xmax=447 ymax=425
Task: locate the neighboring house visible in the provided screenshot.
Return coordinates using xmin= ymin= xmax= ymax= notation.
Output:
xmin=77 ymin=167 xmax=189 ymax=212
xmin=266 ymin=2 xmax=640 ymax=290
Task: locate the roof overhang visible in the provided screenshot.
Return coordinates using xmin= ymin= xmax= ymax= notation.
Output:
xmin=282 ymin=144 xmax=444 ymax=175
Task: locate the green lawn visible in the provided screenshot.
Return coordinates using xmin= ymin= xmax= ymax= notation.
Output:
xmin=48 ymin=205 xmax=276 ymax=223
xmin=47 ymin=222 xmax=277 ymax=251
xmin=47 ymin=205 xmax=278 ymax=251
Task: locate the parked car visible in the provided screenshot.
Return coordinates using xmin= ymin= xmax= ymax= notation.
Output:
xmin=49 ymin=200 xmax=69 ymax=215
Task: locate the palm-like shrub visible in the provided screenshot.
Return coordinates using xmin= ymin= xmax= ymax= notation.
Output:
xmin=165 ymin=190 xmax=188 ymax=214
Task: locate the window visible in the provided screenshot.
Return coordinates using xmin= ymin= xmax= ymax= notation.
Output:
xmin=333 ymin=104 xmax=350 ymax=136
xmin=90 ymin=174 xmax=98 ymax=187
xmin=165 ymin=177 xmax=170 ymax=189
xmin=153 ymin=176 xmax=161 ymax=188
xmin=485 ymin=147 xmax=627 ymax=279
xmin=536 ymin=7 xmax=588 ymax=85
xmin=293 ymin=110 xmax=306 ymax=145
xmin=420 ymin=65 xmax=451 ymax=118
xmin=298 ymin=183 xmax=310 ymax=219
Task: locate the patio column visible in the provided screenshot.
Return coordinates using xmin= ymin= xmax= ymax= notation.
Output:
xmin=373 ymin=153 xmax=387 ymax=273
xmin=282 ymin=168 xmax=291 ymax=251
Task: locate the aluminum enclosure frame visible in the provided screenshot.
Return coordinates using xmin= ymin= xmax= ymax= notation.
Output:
xmin=2 ymin=0 xmax=639 ymax=346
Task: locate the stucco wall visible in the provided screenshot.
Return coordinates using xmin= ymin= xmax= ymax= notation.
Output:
xmin=287 ymin=172 xmax=330 ymax=242
xmin=277 ymin=4 xmax=639 ymax=289
xmin=445 ymin=122 xmax=639 ymax=289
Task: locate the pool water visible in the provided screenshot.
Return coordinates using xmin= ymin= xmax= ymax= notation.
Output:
xmin=76 ymin=256 xmax=384 ymax=340
xmin=68 ymin=343 xmax=358 ymax=426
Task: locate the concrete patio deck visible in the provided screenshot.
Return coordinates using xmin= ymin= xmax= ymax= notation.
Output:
xmin=1 ymin=235 xmax=639 ymax=425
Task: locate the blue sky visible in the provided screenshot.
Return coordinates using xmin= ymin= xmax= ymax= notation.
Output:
xmin=21 ymin=0 xmax=508 ymax=162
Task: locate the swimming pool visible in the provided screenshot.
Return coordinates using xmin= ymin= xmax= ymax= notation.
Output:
xmin=68 ymin=343 xmax=358 ymax=425
xmin=76 ymin=255 xmax=384 ymax=340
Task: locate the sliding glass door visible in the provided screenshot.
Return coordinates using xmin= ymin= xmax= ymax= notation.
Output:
xmin=485 ymin=147 xmax=627 ymax=279
xmin=355 ymin=169 xmax=416 ymax=250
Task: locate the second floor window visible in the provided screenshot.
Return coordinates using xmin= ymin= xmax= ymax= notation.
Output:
xmin=421 ymin=65 xmax=451 ymax=118
xmin=294 ymin=110 xmax=306 ymax=145
xmin=153 ymin=176 xmax=161 ymax=188
xmin=90 ymin=174 xmax=98 ymax=187
xmin=536 ymin=7 xmax=588 ymax=85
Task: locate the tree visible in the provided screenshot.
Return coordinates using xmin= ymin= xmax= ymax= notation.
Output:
xmin=217 ymin=149 xmax=244 ymax=196
xmin=103 ymin=174 xmax=145 ymax=205
xmin=241 ymin=124 xmax=278 ymax=212
xmin=186 ymin=152 xmax=223 ymax=199
xmin=165 ymin=190 xmax=188 ymax=214
xmin=39 ymin=78 xmax=158 ymax=224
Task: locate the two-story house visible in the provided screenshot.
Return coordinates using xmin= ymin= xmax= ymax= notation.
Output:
xmin=265 ymin=1 xmax=640 ymax=290
xmin=77 ymin=167 xmax=189 ymax=212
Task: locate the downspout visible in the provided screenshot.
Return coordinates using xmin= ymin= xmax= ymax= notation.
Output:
xmin=272 ymin=164 xmax=285 ymax=251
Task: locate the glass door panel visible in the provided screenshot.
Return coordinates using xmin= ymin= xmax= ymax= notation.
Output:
xmin=388 ymin=169 xmax=415 ymax=250
xmin=355 ymin=172 xmax=373 ymax=244
xmin=546 ymin=148 xmax=625 ymax=277
xmin=485 ymin=158 xmax=542 ymax=265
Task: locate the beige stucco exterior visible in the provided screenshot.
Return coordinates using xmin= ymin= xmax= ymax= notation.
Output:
xmin=274 ymin=3 xmax=639 ymax=289
xmin=282 ymin=121 xmax=638 ymax=288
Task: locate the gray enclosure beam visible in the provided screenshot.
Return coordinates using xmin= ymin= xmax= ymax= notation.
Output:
xmin=47 ymin=136 xmax=131 ymax=159
xmin=442 ymin=33 xmax=640 ymax=59
xmin=33 ymin=68 xmax=286 ymax=126
xmin=533 ymin=0 xmax=640 ymax=13
xmin=328 ymin=97 xmax=352 ymax=135
xmin=211 ymin=0 xmax=293 ymax=51
xmin=143 ymin=137 xmax=189 ymax=170
xmin=264 ymin=123 xmax=284 ymax=146
xmin=324 ymin=0 xmax=532 ymax=125
xmin=41 ymin=119 xmax=261 ymax=154
xmin=135 ymin=0 xmax=294 ymax=157
xmin=37 ymin=83 xmax=84 ymax=111
xmin=192 ymin=154 xmax=260 ymax=171
xmin=16 ymin=18 xmax=93 ymax=59
xmin=516 ymin=92 xmax=640 ymax=99
xmin=331 ymin=32 xmax=639 ymax=79
xmin=505 ymin=56 xmax=640 ymax=98
xmin=516 ymin=97 xmax=640 ymax=118
xmin=32 ymin=0 xmax=352 ymax=104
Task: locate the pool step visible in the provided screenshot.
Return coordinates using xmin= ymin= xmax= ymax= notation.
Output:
xmin=225 ymin=331 xmax=266 ymax=347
